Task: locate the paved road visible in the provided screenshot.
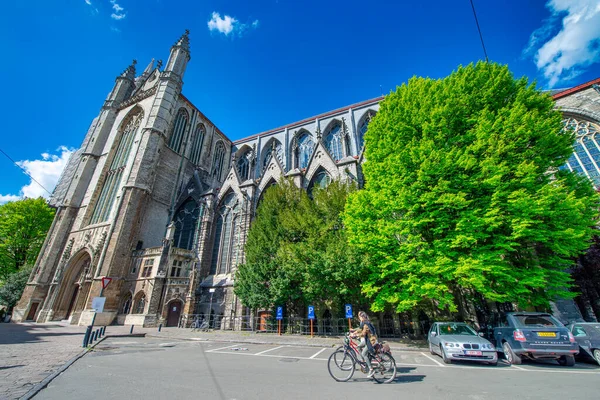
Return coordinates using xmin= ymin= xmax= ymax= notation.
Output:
xmin=35 ymin=336 xmax=600 ymax=400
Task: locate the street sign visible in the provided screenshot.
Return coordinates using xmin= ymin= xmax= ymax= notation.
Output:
xmin=209 ymin=288 xmax=216 ymax=293
xmin=308 ymin=305 xmax=315 ymax=320
xmin=276 ymin=306 xmax=283 ymax=320
xmin=345 ymin=304 xmax=353 ymax=319
xmin=91 ymin=297 xmax=106 ymax=313
xmin=101 ymin=277 xmax=112 ymax=289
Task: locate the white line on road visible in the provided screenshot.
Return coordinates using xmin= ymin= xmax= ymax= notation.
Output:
xmin=309 ymin=348 xmax=328 ymax=359
xmin=510 ymin=364 xmax=526 ymax=370
xmin=420 ymin=352 xmax=445 ymax=367
xmin=254 ymin=346 xmax=285 ymax=355
xmin=205 ymin=344 xmax=242 ymax=352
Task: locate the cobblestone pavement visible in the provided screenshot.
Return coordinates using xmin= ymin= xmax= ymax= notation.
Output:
xmin=0 ymin=322 xmax=89 ymax=400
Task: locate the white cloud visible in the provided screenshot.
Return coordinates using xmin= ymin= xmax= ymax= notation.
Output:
xmin=111 ymin=13 xmax=126 ymax=20
xmin=526 ymin=0 xmax=600 ymax=87
xmin=207 ymin=12 xmax=259 ymax=38
xmin=110 ymin=0 xmax=126 ymax=20
xmin=0 ymin=147 xmax=75 ymax=204
xmin=85 ymin=0 xmax=92 ymax=5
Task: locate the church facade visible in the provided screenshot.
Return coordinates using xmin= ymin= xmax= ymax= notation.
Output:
xmin=13 ymin=31 xmax=600 ymax=328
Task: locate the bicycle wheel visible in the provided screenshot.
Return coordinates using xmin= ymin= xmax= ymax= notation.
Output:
xmin=327 ymin=349 xmax=355 ymax=382
xmin=371 ymin=353 xmax=396 ymax=384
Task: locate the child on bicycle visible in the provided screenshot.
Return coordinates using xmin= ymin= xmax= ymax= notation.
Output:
xmin=350 ymin=311 xmax=378 ymax=378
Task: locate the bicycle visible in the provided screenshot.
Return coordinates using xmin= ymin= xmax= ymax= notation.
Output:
xmin=190 ymin=318 xmax=210 ymax=332
xmin=328 ymin=333 xmax=397 ymax=383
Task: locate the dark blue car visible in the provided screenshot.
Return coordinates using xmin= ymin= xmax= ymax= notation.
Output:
xmin=484 ymin=312 xmax=578 ymax=366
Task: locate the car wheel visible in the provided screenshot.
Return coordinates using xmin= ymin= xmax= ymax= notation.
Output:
xmin=440 ymin=345 xmax=452 ymax=364
xmin=502 ymin=342 xmax=522 ymax=365
xmin=594 ymin=349 xmax=600 ymax=366
xmin=557 ymin=355 xmax=575 ymax=367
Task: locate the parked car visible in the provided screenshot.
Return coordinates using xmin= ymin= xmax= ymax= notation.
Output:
xmin=483 ymin=312 xmax=578 ymax=366
xmin=428 ymin=322 xmax=497 ymax=365
xmin=566 ymin=322 xmax=600 ymax=366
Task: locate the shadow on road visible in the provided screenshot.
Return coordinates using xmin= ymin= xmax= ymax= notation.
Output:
xmin=0 ymin=323 xmax=85 ymax=345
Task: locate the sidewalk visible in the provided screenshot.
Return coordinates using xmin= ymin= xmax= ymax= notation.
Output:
xmin=106 ymin=324 xmax=429 ymax=352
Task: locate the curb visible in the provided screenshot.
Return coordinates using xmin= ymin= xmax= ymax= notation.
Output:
xmin=144 ymin=333 xmax=427 ymax=352
xmin=18 ymin=333 xmax=145 ymax=400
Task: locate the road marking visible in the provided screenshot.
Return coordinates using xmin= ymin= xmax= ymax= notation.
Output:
xmin=420 ymin=352 xmax=445 ymax=367
xmin=510 ymin=365 xmax=526 ymax=370
xmin=206 ymin=344 xmax=242 ymax=352
xmin=309 ymin=348 xmax=328 ymax=359
xmin=254 ymin=346 xmax=285 ymax=355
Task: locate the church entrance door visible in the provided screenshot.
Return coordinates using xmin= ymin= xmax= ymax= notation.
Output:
xmin=167 ymin=301 xmax=183 ymax=327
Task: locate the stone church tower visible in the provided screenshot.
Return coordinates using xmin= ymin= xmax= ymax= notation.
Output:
xmin=13 ymin=30 xmax=600 ymax=328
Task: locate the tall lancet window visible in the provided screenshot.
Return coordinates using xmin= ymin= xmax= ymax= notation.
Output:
xmin=236 ymin=149 xmax=253 ymax=181
xmin=562 ymin=117 xmax=600 ymax=187
xmin=172 ymin=199 xmax=201 ymax=250
xmin=295 ymin=132 xmax=314 ymax=170
xmin=168 ymin=108 xmax=189 ymax=154
xmin=325 ymin=122 xmax=343 ymax=161
xmin=210 ymin=191 xmax=241 ymax=275
xmin=358 ymin=110 xmax=376 ymax=151
xmin=189 ymin=124 xmax=206 ymax=165
xmin=212 ymin=141 xmax=226 ymax=180
xmin=90 ymin=109 xmax=143 ymax=224
xmin=262 ymin=139 xmax=283 ymax=172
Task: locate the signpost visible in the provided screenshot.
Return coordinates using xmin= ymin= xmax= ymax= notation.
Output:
xmin=84 ymin=276 xmax=111 ymax=347
xmin=345 ymin=304 xmax=353 ymax=332
xmin=308 ymin=305 xmax=315 ymax=338
xmin=208 ymin=288 xmax=215 ymax=328
xmin=276 ymin=306 xmax=283 ymax=336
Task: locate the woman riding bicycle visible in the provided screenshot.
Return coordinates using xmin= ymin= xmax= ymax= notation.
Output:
xmin=350 ymin=311 xmax=378 ymax=378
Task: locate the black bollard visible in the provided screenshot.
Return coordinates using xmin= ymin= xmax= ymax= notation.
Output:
xmin=101 ymin=326 xmax=106 ymax=336
xmin=158 ymin=323 xmax=162 ymax=332
xmin=130 ymin=325 xmax=134 ymax=334
xmin=82 ymin=325 xmax=92 ymax=347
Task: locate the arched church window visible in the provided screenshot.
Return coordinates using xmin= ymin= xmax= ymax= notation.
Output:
xmin=325 ymin=122 xmax=344 ymax=161
xmin=173 ymin=199 xmax=201 ymax=250
xmin=308 ymin=170 xmax=331 ymax=197
xmin=562 ymin=117 xmax=600 ymax=187
xmin=358 ymin=110 xmax=376 ymax=151
xmin=210 ymin=191 xmax=241 ymax=275
xmin=168 ymin=108 xmax=189 ymax=154
xmin=90 ymin=109 xmax=143 ymax=224
xmin=296 ymin=132 xmax=314 ymax=170
xmin=189 ymin=124 xmax=206 ymax=165
xmin=236 ymin=150 xmax=253 ymax=181
xmin=262 ymin=140 xmax=283 ymax=172
xmin=212 ymin=141 xmax=226 ymax=180
xmin=134 ymin=292 xmax=146 ymax=314
xmin=121 ymin=293 xmax=132 ymax=314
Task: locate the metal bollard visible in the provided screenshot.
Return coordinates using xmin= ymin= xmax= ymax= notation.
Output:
xmin=101 ymin=326 xmax=105 ymax=337
xmin=158 ymin=323 xmax=162 ymax=332
xmin=82 ymin=325 xmax=93 ymax=347
xmin=130 ymin=325 xmax=134 ymax=334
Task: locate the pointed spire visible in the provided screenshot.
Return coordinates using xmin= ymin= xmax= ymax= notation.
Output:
xmin=119 ymin=59 xmax=137 ymax=81
xmin=157 ymin=59 xmax=163 ymax=70
xmin=142 ymin=58 xmax=155 ymax=76
xmin=172 ymin=29 xmax=190 ymax=51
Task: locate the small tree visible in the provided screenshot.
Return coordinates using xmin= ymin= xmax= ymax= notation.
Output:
xmin=344 ymin=62 xmax=599 ymax=315
xmin=0 ymin=265 xmax=33 ymax=311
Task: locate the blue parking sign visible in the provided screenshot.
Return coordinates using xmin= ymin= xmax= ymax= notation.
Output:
xmin=276 ymin=306 xmax=283 ymax=320
xmin=308 ymin=305 xmax=315 ymax=320
xmin=345 ymin=304 xmax=353 ymax=319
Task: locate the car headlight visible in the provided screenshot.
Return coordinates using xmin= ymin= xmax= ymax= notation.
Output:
xmin=443 ymin=342 xmax=460 ymax=348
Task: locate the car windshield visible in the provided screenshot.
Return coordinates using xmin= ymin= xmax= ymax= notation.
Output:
xmin=438 ymin=323 xmax=477 ymax=336
xmin=514 ymin=315 xmax=560 ymax=328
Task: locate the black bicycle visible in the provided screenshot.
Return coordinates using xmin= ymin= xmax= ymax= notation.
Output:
xmin=327 ymin=333 xmax=397 ymax=383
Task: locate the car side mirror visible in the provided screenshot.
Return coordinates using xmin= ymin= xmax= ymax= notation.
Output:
xmin=478 ymin=332 xmax=484 ymax=337
xmin=431 ymin=332 xmax=437 ymax=337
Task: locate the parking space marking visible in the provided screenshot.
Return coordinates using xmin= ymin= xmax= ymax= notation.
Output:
xmin=309 ymin=348 xmax=328 ymax=359
xmin=254 ymin=346 xmax=285 ymax=355
xmin=205 ymin=344 xmax=242 ymax=352
xmin=510 ymin=364 xmax=526 ymax=370
xmin=420 ymin=352 xmax=445 ymax=367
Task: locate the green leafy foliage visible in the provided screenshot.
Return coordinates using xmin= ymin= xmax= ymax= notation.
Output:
xmin=0 ymin=265 xmax=33 ymax=309
xmin=235 ymin=179 xmax=366 ymax=314
xmin=344 ymin=62 xmax=599 ymax=314
xmin=0 ymin=198 xmax=55 ymax=280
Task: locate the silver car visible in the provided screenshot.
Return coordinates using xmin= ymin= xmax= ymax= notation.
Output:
xmin=428 ymin=322 xmax=498 ymax=365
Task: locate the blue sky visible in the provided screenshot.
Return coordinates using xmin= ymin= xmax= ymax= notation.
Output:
xmin=1 ymin=0 xmax=599 ymax=203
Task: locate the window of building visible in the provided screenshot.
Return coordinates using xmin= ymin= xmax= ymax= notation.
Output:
xmin=134 ymin=293 xmax=146 ymax=314
xmin=308 ymin=170 xmax=331 ymax=197
xmin=357 ymin=110 xmax=376 ymax=151
xmin=325 ymin=122 xmax=344 ymax=161
xmin=563 ymin=117 xmax=600 ymax=187
xmin=173 ymin=199 xmax=201 ymax=250
xmin=295 ymin=132 xmax=314 ymax=170
xmin=189 ymin=124 xmax=206 ymax=165
xmin=236 ymin=149 xmax=253 ymax=181
xmin=210 ymin=191 xmax=240 ymax=275
xmin=121 ymin=293 xmax=132 ymax=314
xmin=90 ymin=109 xmax=143 ymax=224
xmin=141 ymin=259 xmax=154 ymax=278
xmin=168 ymin=108 xmax=189 ymax=154
xmin=212 ymin=142 xmax=226 ymax=180
xmin=262 ymin=140 xmax=283 ymax=172
xmin=130 ymin=258 xmax=141 ymax=274
xmin=170 ymin=260 xmax=183 ymax=277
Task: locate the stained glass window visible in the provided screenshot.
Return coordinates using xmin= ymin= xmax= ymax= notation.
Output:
xmin=563 ymin=117 xmax=600 ymax=187
xmin=325 ymin=123 xmax=344 ymax=161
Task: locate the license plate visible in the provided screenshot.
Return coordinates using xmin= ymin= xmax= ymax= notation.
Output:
xmin=537 ymin=332 xmax=557 ymax=337
xmin=465 ymin=350 xmax=482 ymax=356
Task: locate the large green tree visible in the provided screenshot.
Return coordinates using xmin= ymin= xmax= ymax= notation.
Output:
xmin=235 ymin=179 xmax=366 ymax=314
xmin=0 ymin=197 xmax=55 ymax=280
xmin=344 ymin=62 xmax=599 ymax=314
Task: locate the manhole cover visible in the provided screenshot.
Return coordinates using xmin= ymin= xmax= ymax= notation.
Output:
xmin=279 ymin=358 xmax=299 ymax=363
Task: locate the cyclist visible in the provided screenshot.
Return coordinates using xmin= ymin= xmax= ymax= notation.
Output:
xmin=350 ymin=311 xmax=378 ymax=378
